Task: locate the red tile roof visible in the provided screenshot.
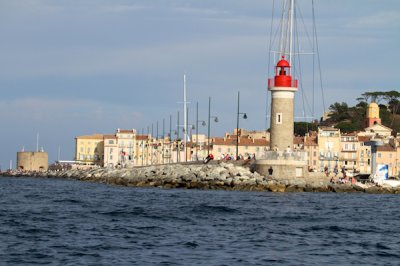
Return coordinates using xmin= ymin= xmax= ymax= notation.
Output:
xmin=377 ymin=145 xmax=396 ymax=152
xmin=358 ymin=136 xmax=371 ymax=142
xmin=136 ymin=135 xmax=149 ymax=141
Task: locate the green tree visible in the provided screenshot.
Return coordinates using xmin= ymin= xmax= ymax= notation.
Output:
xmin=294 ymin=122 xmax=318 ymax=136
xmin=328 ymin=102 xmax=350 ymax=122
xmin=335 ymin=122 xmax=357 ymax=133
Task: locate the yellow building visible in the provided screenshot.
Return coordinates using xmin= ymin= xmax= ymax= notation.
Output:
xmin=75 ymin=134 xmax=104 ymax=166
xmin=357 ymin=136 xmax=372 ymax=174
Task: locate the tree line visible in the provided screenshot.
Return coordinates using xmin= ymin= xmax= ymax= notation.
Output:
xmin=294 ymin=90 xmax=400 ymax=135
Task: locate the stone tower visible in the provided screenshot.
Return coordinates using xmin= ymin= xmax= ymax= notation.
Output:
xmin=268 ymin=56 xmax=298 ymax=151
xmin=365 ymin=102 xmax=381 ymax=128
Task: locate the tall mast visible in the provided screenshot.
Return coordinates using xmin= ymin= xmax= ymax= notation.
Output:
xmin=288 ymin=0 xmax=294 ymax=66
xmin=183 ymin=74 xmax=187 ymax=159
xmin=278 ymin=0 xmax=295 ymax=66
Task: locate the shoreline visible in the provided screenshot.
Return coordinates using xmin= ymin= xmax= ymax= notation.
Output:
xmin=1 ymin=161 xmax=398 ymax=194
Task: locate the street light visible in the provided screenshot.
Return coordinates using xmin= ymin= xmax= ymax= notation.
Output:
xmin=207 ymin=96 xmax=219 ymax=156
xmin=195 ymin=102 xmax=206 ymax=160
xmin=236 ymin=91 xmax=247 ymax=160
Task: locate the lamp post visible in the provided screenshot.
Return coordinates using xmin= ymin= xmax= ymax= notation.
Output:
xmin=176 ymin=111 xmax=180 ymax=163
xmin=196 ymin=102 xmax=206 ymax=160
xmin=236 ymin=91 xmax=247 ymax=160
xmin=207 ymin=96 xmax=219 ymax=156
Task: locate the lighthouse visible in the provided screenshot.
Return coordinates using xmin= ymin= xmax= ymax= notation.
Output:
xmin=268 ymin=56 xmax=298 ymax=151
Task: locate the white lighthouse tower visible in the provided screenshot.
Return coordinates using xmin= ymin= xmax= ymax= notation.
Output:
xmin=268 ymin=56 xmax=298 ymax=151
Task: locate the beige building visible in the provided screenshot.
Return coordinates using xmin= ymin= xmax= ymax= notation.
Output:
xmin=317 ymin=127 xmax=341 ymax=172
xmin=103 ymin=134 xmax=118 ymax=167
xmin=340 ymin=133 xmax=359 ymax=171
xmin=304 ymin=132 xmax=319 ymax=171
xmin=212 ymin=135 xmax=268 ymax=160
xmin=75 ymin=134 xmax=104 ymax=166
xmin=115 ymin=129 xmax=136 ymax=166
xmin=17 ymin=151 xmax=48 ymax=171
xmin=376 ymin=145 xmax=397 ymax=177
xmin=357 ymin=136 xmax=372 ymax=174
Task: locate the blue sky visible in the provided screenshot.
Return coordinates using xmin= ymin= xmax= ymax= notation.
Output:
xmin=0 ymin=0 xmax=399 ymax=168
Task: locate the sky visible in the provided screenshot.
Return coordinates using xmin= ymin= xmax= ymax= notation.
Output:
xmin=0 ymin=0 xmax=399 ymax=168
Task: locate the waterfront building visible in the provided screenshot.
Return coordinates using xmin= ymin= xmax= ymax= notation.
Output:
xmin=75 ymin=134 xmax=104 ymax=166
xmin=340 ymin=133 xmax=359 ymax=171
xmin=317 ymin=127 xmax=341 ymax=172
xmin=357 ymin=136 xmax=372 ymax=174
xmin=212 ymin=134 xmax=268 ymax=160
xmin=192 ymin=134 xmax=207 ymax=160
xmin=134 ymin=134 xmax=150 ymax=166
xmin=17 ymin=151 xmax=48 ymax=171
xmin=103 ymin=134 xmax=118 ymax=167
xmin=304 ymin=132 xmax=319 ymax=171
xmin=115 ymin=129 xmax=136 ymax=166
xmin=376 ymin=145 xmax=397 ymax=177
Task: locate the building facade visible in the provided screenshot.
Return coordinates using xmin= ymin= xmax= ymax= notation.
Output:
xmin=75 ymin=134 xmax=104 ymax=166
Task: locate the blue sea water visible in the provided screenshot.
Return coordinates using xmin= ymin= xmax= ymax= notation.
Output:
xmin=1 ymin=176 xmax=400 ymax=265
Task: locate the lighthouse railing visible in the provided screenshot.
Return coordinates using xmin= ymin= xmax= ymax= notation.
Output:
xmin=267 ymin=78 xmax=298 ymax=88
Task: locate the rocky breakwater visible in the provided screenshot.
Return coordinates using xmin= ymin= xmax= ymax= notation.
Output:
xmin=42 ymin=162 xmax=400 ymax=194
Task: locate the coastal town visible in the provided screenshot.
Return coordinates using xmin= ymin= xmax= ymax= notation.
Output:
xmin=71 ymin=100 xmax=399 ymax=177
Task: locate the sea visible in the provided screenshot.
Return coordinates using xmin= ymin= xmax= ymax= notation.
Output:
xmin=1 ymin=176 xmax=400 ymax=266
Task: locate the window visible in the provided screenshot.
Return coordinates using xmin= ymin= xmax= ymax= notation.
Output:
xmin=218 ymin=148 xmax=221 ymax=152
xmin=109 ymin=140 xmax=114 ymax=144
xmin=326 ymin=142 xmax=333 ymax=150
xmin=313 ymin=151 xmax=316 ymax=157
xmin=378 ymin=153 xmax=381 ymax=158
xmin=80 ymin=147 xmax=83 ymax=152
xmin=276 ymin=113 xmax=282 ymax=124
xmin=313 ymin=160 xmax=316 ymax=166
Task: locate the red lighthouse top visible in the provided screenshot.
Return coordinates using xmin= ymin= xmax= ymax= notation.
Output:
xmin=268 ymin=56 xmax=298 ymax=89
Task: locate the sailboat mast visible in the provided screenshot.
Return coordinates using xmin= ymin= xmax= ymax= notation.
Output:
xmin=183 ymin=74 xmax=187 ymax=159
xmin=288 ymin=0 xmax=294 ymax=66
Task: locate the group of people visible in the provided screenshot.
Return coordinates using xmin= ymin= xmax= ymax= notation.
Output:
xmin=218 ymin=153 xmax=256 ymax=161
xmin=328 ymin=165 xmax=356 ymax=184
